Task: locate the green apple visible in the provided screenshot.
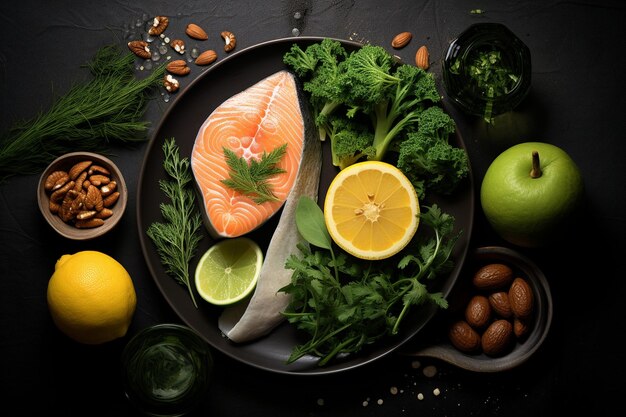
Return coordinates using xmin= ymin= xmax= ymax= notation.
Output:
xmin=480 ymin=142 xmax=584 ymax=247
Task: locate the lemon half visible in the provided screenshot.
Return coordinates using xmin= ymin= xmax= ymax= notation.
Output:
xmin=324 ymin=161 xmax=420 ymax=260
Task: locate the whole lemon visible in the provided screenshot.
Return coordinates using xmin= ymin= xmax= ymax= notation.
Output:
xmin=47 ymin=250 xmax=137 ymax=344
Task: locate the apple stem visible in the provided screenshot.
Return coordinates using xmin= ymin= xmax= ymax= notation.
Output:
xmin=530 ymin=151 xmax=542 ymax=178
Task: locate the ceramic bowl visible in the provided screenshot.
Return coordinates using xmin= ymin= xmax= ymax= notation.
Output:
xmin=37 ymin=152 xmax=127 ymax=240
xmin=401 ymin=246 xmax=553 ymax=372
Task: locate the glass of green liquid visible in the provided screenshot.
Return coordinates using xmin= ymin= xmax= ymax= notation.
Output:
xmin=442 ymin=23 xmax=532 ymax=123
xmin=121 ymin=324 xmax=213 ymax=416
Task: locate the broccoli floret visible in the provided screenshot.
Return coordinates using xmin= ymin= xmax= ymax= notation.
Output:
xmin=342 ymin=45 xmax=400 ymax=105
xmin=397 ymin=106 xmax=470 ymax=199
xmin=365 ymin=63 xmax=441 ymax=162
xmin=283 ymin=39 xmax=349 ymax=141
xmin=285 ymin=40 xmax=456 ymax=176
xmin=326 ymin=117 xmax=376 ymax=169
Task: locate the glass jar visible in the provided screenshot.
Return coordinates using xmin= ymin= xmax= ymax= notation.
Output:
xmin=442 ymin=23 xmax=531 ymax=122
xmin=121 ymin=324 xmax=213 ymax=416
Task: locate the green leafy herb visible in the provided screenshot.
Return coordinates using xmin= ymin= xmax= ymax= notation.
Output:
xmin=147 ymin=138 xmax=203 ymax=308
xmin=295 ymin=196 xmax=332 ymax=250
xmin=452 ymin=49 xmax=519 ymax=122
xmin=280 ymin=201 xmax=459 ymax=366
xmin=0 ymin=45 xmax=165 ymax=181
xmin=221 ymin=143 xmax=288 ymax=204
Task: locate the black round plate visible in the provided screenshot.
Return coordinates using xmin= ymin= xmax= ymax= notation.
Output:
xmin=137 ymin=36 xmax=475 ymax=375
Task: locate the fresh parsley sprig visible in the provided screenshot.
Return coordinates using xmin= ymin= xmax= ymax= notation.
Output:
xmin=147 ymin=138 xmax=203 ymax=308
xmin=280 ymin=197 xmax=459 ymax=366
xmin=221 ymin=143 xmax=287 ymax=204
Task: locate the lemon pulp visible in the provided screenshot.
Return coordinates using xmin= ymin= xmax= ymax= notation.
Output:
xmin=324 ymin=161 xmax=420 ymax=260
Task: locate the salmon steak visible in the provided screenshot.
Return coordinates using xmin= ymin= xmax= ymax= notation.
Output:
xmin=191 ymin=70 xmax=307 ymax=238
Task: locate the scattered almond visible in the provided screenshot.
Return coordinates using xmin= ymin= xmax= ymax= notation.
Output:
xmin=127 ymin=40 xmax=151 ymax=59
xmin=415 ymin=45 xmax=430 ymax=70
xmin=391 ymin=31 xmax=412 ymax=49
xmin=195 ymin=50 xmax=218 ymax=66
xmin=166 ymin=60 xmax=191 ymax=76
xmin=186 ymin=23 xmax=209 ymax=40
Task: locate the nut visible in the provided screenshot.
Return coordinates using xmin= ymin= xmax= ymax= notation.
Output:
xmin=75 ymin=218 xmax=105 ymax=229
xmin=465 ymin=295 xmax=491 ymax=329
xmin=44 ymin=171 xmax=69 ymax=191
xmin=100 ymin=181 xmax=117 ymax=197
xmin=128 ymin=40 xmax=151 ymax=59
xmin=103 ymin=191 xmax=120 ymax=208
xmin=221 ymin=31 xmax=236 ymax=52
xmin=170 ymin=39 xmax=186 ymax=54
xmin=166 ymin=60 xmax=191 ymax=76
xmin=195 ymin=49 xmax=217 ymax=66
xmin=513 ymin=317 xmax=531 ymax=339
xmin=509 ymin=277 xmax=534 ymax=319
xmin=448 ymin=320 xmax=481 ymax=353
xmin=391 ymin=31 xmax=412 ymax=49
xmin=472 ymin=263 xmax=513 ymax=290
xmin=185 ymin=23 xmax=208 ymax=40
xmin=88 ymin=165 xmax=110 ymax=176
xmin=488 ymin=291 xmax=513 ymax=318
xmin=148 ymin=16 xmax=169 ymax=36
xmin=163 ymin=74 xmax=180 ymax=93
xmin=50 ymin=181 xmax=75 ymax=203
xmin=68 ymin=160 xmax=92 ymax=180
xmin=481 ymin=319 xmax=514 ymax=357
xmin=415 ymin=45 xmax=430 ymax=70
xmin=88 ymin=174 xmax=110 ymax=187
xmin=43 ymin=159 xmax=119 ymax=229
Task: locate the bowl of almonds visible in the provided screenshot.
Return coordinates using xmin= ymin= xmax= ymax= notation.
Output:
xmin=401 ymin=246 xmax=553 ymax=372
xmin=37 ymin=152 xmax=127 ymax=240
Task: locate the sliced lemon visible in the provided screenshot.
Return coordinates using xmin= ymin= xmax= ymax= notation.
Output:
xmin=324 ymin=161 xmax=420 ymax=260
xmin=194 ymin=237 xmax=263 ymax=305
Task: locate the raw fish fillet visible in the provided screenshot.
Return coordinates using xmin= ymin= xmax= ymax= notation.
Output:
xmin=191 ymin=70 xmax=307 ymax=238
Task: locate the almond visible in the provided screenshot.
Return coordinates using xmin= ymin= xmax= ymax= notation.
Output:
xmin=513 ymin=317 xmax=531 ymax=339
xmin=166 ymin=60 xmax=191 ymax=76
xmin=448 ymin=320 xmax=481 ymax=353
xmin=127 ymin=40 xmax=151 ymax=59
xmin=488 ymin=291 xmax=513 ymax=318
xmin=481 ymin=319 xmax=514 ymax=357
xmin=186 ymin=23 xmax=209 ymax=40
xmin=472 ymin=263 xmax=513 ymax=291
xmin=415 ymin=45 xmax=430 ymax=70
xmin=465 ymin=295 xmax=491 ymax=329
xmin=509 ymin=277 xmax=534 ymax=319
xmin=391 ymin=31 xmax=412 ymax=49
xmin=195 ymin=50 xmax=217 ymax=66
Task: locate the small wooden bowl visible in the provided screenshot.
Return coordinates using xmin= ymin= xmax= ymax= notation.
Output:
xmin=37 ymin=152 xmax=127 ymax=240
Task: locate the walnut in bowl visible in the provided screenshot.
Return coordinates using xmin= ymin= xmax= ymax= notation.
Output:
xmin=37 ymin=152 xmax=127 ymax=240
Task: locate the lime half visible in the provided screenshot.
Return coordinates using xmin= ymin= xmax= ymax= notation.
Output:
xmin=194 ymin=238 xmax=263 ymax=305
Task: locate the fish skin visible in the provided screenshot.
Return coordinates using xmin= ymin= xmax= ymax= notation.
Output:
xmin=218 ymin=88 xmax=321 ymax=343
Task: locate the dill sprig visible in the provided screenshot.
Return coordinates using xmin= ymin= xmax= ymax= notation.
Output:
xmin=221 ymin=143 xmax=288 ymax=204
xmin=0 ymin=45 xmax=165 ymax=180
xmin=147 ymin=138 xmax=203 ymax=308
